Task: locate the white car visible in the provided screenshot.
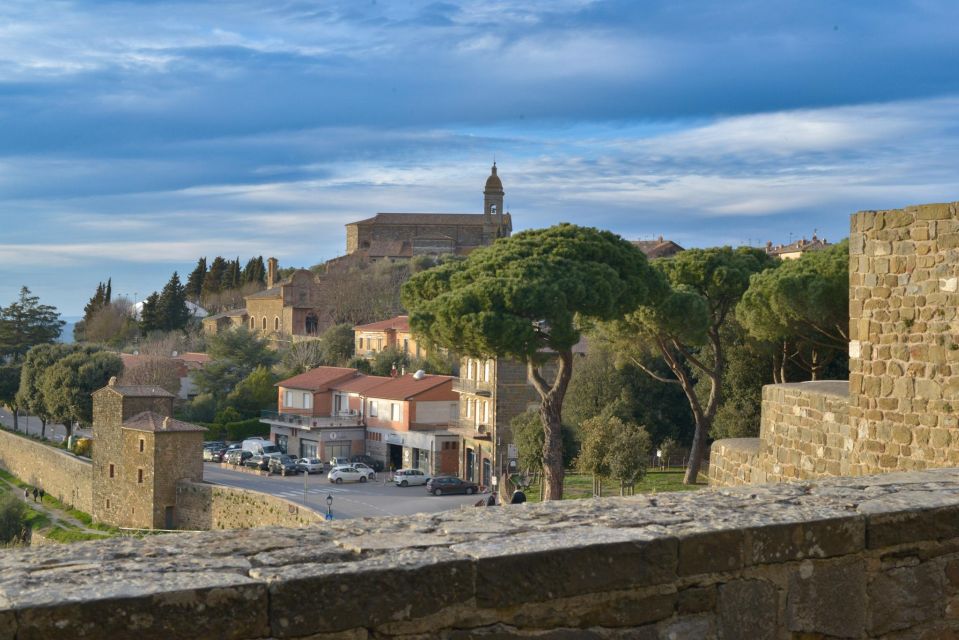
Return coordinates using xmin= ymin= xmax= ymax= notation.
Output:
xmin=351 ymin=462 xmax=377 ymax=480
xmin=394 ymin=468 xmax=429 ymax=487
xmin=296 ymin=457 xmax=325 ymax=474
xmin=328 ymin=466 xmax=368 ymax=484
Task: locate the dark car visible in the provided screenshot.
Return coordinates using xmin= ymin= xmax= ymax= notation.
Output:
xmin=426 ymin=476 xmax=479 ymax=496
xmin=244 ymin=454 xmax=271 ymax=471
xmin=226 ymin=449 xmax=253 ymax=465
xmin=350 ymin=454 xmax=383 ymax=472
xmin=268 ymin=455 xmax=301 ymax=476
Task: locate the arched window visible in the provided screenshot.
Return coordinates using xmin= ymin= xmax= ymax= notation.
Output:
xmin=261 ymin=316 xmax=267 ymax=330
xmin=274 ymin=316 xmax=280 ymax=331
xmin=490 ymin=204 xmax=497 ymax=215
xmin=250 ymin=317 xmax=255 ymax=330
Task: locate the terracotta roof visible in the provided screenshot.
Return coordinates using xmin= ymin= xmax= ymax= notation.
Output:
xmin=122 ymin=411 xmax=205 ymax=433
xmin=348 ymin=212 xmax=512 ymax=227
xmin=364 ymin=373 xmax=454 ymax=401
xmin=276 ymin=366 xmax=358 ymax=392
xmin=175 ymin=352 xmax=211 ymax=364
xmin=632 ymin=238 xmax=685 ymax=259
xmin=354 ymin=315 xmax=410 ymax=333
xmin=245 ymin=286 xmax=281 ymax=300
xmin=96 ymin=383 xmax=174 ymax=398
xmin=765 ymin=236 xmax=831 ymax=256
xmin=331 ymin=374 xmax=392 ymax=394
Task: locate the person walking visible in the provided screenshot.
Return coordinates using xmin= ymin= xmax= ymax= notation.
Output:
xmin=23 ymin=487 xmax=29 ymax=500
xmin=38 ymin=488 xmax=45 ymax=502
xmin=32 ymin=488 xmax=38 ymax=502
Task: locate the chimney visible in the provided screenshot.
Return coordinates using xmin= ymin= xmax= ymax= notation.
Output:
xmin=267 ymin=257 xmax=278 ymax=289
xmin=108 ymin=376 xmax=118 ymax=386
xmin=162 ymin=417 xmax=171 ymax=431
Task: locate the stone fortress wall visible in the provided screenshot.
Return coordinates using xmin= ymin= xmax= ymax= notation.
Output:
xmin=0 ymin=428 xmax=92 ymax=513
xmin=176 ymin=481 xmax=323 ymax=530
xmin=6 ymin=468 xmax=959 ymax=638
xmin=711 ymin=201 xmax=959 ymax=486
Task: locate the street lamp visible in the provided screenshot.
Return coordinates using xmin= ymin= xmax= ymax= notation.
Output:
xmin=326 ymin=494 xmax=333 ymax=521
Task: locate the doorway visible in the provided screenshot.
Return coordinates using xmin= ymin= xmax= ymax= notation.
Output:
xmin=164 ymin=506 xmax=174 ymax=530
xmin=388 ymin=443 xmax=403 ymax=471
xmin=466 ymin=448 xmax=475 ymax=482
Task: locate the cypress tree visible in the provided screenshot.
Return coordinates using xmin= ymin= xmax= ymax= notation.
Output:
xmin=185 ymin=257 xmax=207 ymax=302
xmin=104 ymin=278 xmax=112 ymax=304
xmin=202 ymin=257 xmax=227 ymax=298
xmin=139 ymin=292 xmax=161 ymax=334
xmin=158 ymin=272 xmax=190 ymax=331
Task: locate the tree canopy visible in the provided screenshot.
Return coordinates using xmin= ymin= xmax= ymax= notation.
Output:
xmin=737 ymin=240 xmax=849 ymax=381
xmin=0 ymin=287 xmax=64 ymax=362
xmin=402 ymin=223 xmax=663 ymax=499
xmin=41 ymin=349 xmax=123 ymax=437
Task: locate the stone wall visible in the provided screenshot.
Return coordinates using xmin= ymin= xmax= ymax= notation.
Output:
xmin=175 ymin=481 xmax=324 ymax=530
xmin=8 ymin=468 xmax=959 ymax=638
xmin=0 ymin=428 xmax=92 ymax=513
xmin=711 ymin=201 xmax=959 ymax=487
xmin=707 ymin=438 xmax=760 ymax=487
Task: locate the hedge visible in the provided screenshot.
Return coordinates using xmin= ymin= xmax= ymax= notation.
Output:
xmin=203 ymin=418 xmax=269 ymax=442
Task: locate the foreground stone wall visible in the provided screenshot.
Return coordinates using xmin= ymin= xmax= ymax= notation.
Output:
xmin=5 ymin=468 xmax=959 ymax=639
xmin=175 ymin=481 xmax=323 ymax=530
xmin=0 ymin=428 xmax=92 ymax=513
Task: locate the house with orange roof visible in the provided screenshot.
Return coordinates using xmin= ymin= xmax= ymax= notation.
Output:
xmin=353 ymin=315 xmax=428 ymax=361
xmin=362 ymin=373 xmax=460 ymax=475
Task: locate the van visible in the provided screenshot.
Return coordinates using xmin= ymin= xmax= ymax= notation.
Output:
xmin=242 ymin=437 xmax=282 ymax=456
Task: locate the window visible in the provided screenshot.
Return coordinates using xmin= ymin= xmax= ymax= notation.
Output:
xmin=106 ymin=499 xmax=110 ymax=509
xmin=466 ymin=399 xmax=472 ymax=418
xmin=109 ymin=463 xmax=114 ymax=478
xmin=261 ymin=316 xmax=267 ymax=330
xmin=403 ymin=338 xmax=409 ymax=354
xmin=303 ymin=393 xmax=312 ymax=409
xmin=467 ymin=359 xmax=473 ymax=379
xmin=484 ymin=360 xmax=491 ymax=382
xmin=285 ymin=390 xmax=293 ymax=407
xmin=369 ymin=400 xmax=378 ymax=417
xmin=274 ymin=316 xmax=280 ymax=331
xmin=250 ymin=317 xmax=255 ymax=330
xmin=139 ymin=439 xmax=144 ymax=453
xmin=482 ymin=401 xmax=488 ymax=423
xmin=390 ymin=403 xmax=400 ymax=422
xmin=137 ymin=469 xmax=144 ymax=484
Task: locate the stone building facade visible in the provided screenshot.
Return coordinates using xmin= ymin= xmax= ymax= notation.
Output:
xmin=91 ymin=379 xmax=204 ymax=529
xmin=711 ymin=201 xmax=959 ymax=486
xmin=343 ymin=164 xmax=512 ymax=260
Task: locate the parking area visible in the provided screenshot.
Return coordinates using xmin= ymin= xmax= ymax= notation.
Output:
xmin=202 ymin=463 xmax=484 ymax=520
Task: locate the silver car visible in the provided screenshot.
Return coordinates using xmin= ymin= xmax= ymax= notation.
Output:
xmin=393 ymin=468 xmax=429 ymax=487
xmin=296 ymin=457 xmax=325 ymax=474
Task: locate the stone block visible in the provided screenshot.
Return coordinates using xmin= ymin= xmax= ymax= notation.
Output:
xmin=657 ymin=613 xmax=716 ymax=640
xmin=745 ymin=515 xmax=864 ymax=565
xmin=868 ymin=562 xmax=947 ymax=635
xmin=677 ymin=529 xmax=744 ymax=576
xmin=786 ymin=558 xmax=866 ymax=637
xmin=717 ymin=579 xmax=777 ymax=640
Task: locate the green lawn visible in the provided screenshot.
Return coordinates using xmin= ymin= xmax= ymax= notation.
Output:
xmin=520 ymin=468 xmax=706 ymax=502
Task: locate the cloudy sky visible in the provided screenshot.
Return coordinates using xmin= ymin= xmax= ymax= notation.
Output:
xmin=1 ymin=0 xmax=957 ymax=316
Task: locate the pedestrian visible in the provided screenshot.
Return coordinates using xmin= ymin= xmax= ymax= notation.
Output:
xmin=23 ymin=487 xmax=29 ymax=500
xmin=509 ymin=489 xmax=527 ymax=504
xmin=32 ymin=488 xmax=38 ymax=502
xmin=39 ymin=488 xmax=45 ymax=502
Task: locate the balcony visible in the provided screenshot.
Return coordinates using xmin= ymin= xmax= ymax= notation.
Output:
xmin=449 ymin=419 xmax=492 ymax=440
xmin=260 ymin=410 xmax=363 ymax=430
xmin=452 ymin=378 xmax=493 ymax=397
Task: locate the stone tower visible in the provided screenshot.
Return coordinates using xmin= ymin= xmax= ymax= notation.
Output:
xmin=91 ymin=378 xmax=204 ymax=529
xmin=483 ymin=163 xmax=505 ymax=235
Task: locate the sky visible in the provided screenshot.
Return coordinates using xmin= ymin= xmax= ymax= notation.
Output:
xmin=0 ymin=0 xmax=958 ymax=317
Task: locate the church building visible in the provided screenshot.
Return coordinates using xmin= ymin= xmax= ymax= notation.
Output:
xmin=343 ymin=164 xmax=512 ymax=261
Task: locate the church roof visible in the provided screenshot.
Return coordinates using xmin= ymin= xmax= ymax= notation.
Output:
xmin=632 ymin=238 xmax=685 ymax=259
xmin=122 ymin=411 xmax=205 ymax=433
xmin=95 ymin=383 xmax=174 ymax=398
xmin=245 ymin=286 xmax=282 ymax=300
xmin=347 ymin=212 xmax=512 ymax=227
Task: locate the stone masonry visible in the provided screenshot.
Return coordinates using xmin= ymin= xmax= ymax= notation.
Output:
xmin=711 ymin=201 xmax=959 ymax=486
xmin=0 ymin=429 xmax=92 ymax=513
xmin=6 ymin=468 xmax=959 ymax=638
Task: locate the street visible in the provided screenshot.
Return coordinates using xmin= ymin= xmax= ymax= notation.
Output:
xmin=0 ymin=408 xmax=92 ymax=442
xmin=202 ymin=463 xmax=484 ymax=520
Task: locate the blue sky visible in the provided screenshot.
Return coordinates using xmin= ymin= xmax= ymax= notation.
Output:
xmin=1 ymin=0 xmax=957 ymax=316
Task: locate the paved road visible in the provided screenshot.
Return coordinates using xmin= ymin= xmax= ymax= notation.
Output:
xmin=202 ymin=463 xmax=484 ymax=520
xmin=0 ymin=408 xmax=92 ymax=442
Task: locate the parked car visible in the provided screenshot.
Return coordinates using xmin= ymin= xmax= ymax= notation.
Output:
xmin=244 ymin=454 xmax=271 ymax=471
xmin=202 ymin=447 xmax=218 ymax=462
xmin=268 ymin=455 xmax=301 ymax=476
xmin=225 ymin=450 xmax=253 ymax=465
xmin=351 ymin=462 xmax=377 ymax=480
xmin=328 ymin=466 xmax=368 ymax=484
xmin=426 ymin=476 xmax=479 ymax=496
xmin=350 ymin=454 xmax=383 ymax=472
xmin=296 ymin=457 xmax=325 ymax=474
xmin=203 ymin=440 xmax=226 ymax=449
xmin=393 ymin=468 xmax=429 ymax=487
xmin=212 ymin=447 xmax=229 ymax=462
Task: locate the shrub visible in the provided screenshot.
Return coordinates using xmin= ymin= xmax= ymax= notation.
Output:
xmin=0 ymin=493 xmax=29 ymax=545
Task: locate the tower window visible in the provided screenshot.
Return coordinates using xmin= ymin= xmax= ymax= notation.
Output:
xmin=109 ymin=463 xmax=114 ymax=478
xmin=137 ymin=469 xmax=144 ymax=484
xmin=106 ymin=499 xmax=110 ymax=509
xmin=490 ymin=204 xmax=497 ymax=215
xmin=139 ymin=439 xmax=144 ymax=453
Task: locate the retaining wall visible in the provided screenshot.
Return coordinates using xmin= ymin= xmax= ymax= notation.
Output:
xmin=0 ymin=428 xmax=92 ymax=513
xmin=6 ymin=468 xmax=959 ymax=638
xmin=175 ymin=481 xmax=323 ymax=530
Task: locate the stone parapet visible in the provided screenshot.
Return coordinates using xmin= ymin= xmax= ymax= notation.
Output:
xmin=6 ymin=469 xmax=959 ymax=638
xmin=0 ymin=428 xmax=92 ymax=513
xmin=175 ymin=481 xmax=323 ymax=530
xmin=707 ymin=438 xmax=760 ymax=487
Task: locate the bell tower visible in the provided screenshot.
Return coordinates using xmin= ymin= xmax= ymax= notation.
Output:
xmin=483 ymin=163 xmax=505 ymax=230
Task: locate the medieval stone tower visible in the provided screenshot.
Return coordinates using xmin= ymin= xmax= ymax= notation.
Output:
xmin=92 ymin=378 xmax=204 ymax=529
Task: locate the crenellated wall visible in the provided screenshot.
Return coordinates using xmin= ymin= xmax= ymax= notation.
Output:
xmin=6 ymin=469 xmax=959 ymax=638
xmin=711 ymin=201 xmax=959 ymax=487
